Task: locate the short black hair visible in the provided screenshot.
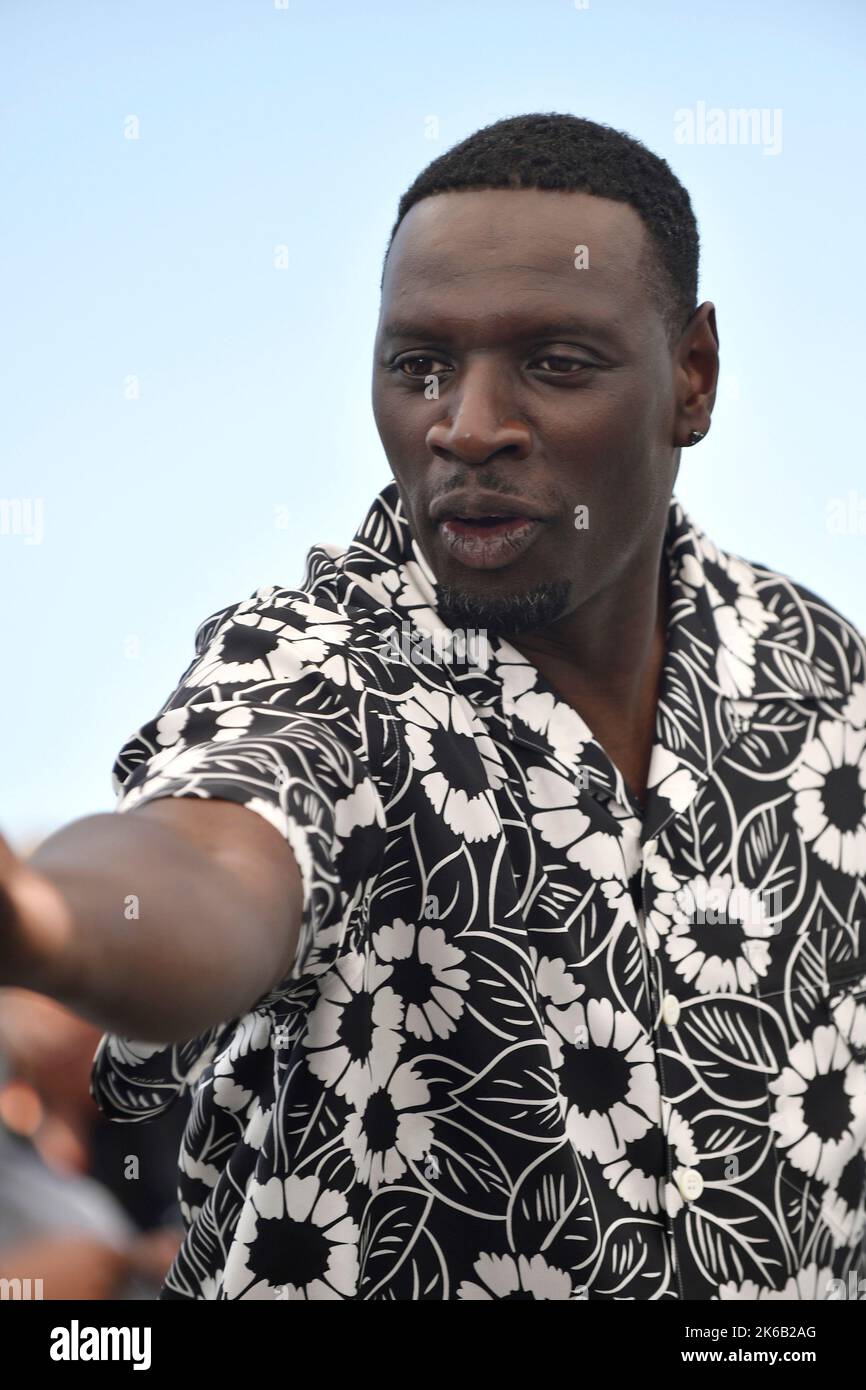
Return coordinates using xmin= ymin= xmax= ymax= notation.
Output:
xmin=382 ymin=112 xmax=699 ymax=343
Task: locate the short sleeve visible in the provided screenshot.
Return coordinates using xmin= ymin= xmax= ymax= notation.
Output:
xmin=90 ymin=587 xmax=388 ymax=1120
xmin=114 ymin=585 xmax=388 ymax=977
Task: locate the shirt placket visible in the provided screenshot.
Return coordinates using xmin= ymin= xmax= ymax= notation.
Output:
xmin=633 ymin=694 xmax=753 ymax=1297
xmin=633 ymin=833 xmax=689 ymax=1299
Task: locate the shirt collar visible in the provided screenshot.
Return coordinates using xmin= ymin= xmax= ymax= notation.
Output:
xmin=318 ymin=481 xmax=842 ymax=839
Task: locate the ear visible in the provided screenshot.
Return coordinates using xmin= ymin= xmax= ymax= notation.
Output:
xmin=672 ymin=302 xmax=719 ymax=448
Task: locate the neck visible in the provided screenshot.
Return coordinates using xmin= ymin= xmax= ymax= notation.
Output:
xmin=508 ymin=544 xmax=669 ymax=804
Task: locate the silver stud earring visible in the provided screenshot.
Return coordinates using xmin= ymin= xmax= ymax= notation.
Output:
xmin=687 ymin=430 xmax=706 ymax=446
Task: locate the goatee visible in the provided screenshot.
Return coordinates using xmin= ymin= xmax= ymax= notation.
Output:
xmin=434 ymin=579 xmax=571 ymax=641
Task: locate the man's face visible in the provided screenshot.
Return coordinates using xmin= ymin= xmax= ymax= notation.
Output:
xmin=371 ymin=187 xmax=684 ymax=636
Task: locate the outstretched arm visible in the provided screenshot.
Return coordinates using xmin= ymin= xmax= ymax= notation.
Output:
xmin=0 ymin=798 xmax=303 ymax=1042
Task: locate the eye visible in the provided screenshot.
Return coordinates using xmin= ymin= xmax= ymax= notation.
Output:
xmin=531 ymin=354 xmax=592 ymax=374
xmin=392 ymin=354 xmax=453 ymax=379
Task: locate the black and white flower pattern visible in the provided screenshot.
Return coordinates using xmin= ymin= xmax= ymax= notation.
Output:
xmin=91 ymin=481 xmax=866 ymax=1299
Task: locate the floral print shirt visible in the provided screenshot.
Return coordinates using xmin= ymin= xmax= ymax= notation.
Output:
xmin=91 ymin=481 xmax=866 ymax=1300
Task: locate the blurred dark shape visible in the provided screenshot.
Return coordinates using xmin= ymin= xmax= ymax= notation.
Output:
xmin=90 ymin=1099 xmax=189 ymax=1232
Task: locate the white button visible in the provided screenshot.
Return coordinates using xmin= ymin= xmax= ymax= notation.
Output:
xmin=661 ymin=994 xmax=681 ymax=1027
xmin=677 ymin=1168 xmax=703 ymax=1202
xmin=644 ymin=839 xmax=658 ymax=857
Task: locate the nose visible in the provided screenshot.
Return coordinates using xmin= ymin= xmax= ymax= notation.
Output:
xmin=425 ymin=358 xmax=532 ymax=467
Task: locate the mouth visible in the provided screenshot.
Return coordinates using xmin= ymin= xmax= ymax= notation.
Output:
xmin=445 ymin=513 xmax=526 ymax=530
xmin=436 ymin=514 xmax=545 ymax=570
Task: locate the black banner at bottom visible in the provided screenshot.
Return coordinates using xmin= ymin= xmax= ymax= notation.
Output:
xmin=1 ymin=1295 xmax=862 ymax=1377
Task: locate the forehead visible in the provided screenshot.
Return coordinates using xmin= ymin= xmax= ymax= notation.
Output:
xmin=380 ymin=188 xmax=654 ymax=337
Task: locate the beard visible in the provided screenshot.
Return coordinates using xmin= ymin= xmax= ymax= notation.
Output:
xmin=434 ymin=578 xmax=571 ymax=641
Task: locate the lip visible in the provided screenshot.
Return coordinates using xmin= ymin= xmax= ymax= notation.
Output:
xmin=437 ymin=515 xmax=546 ymax=570
xmin=429 ymin=491 xmax=549 ymax=525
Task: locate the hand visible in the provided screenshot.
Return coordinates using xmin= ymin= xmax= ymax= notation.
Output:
xmin=0 ymin=831 xmax=71 ymax=990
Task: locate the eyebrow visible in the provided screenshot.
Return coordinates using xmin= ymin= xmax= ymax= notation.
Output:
xmin=379 ymin=317 xmax=617 ymax=343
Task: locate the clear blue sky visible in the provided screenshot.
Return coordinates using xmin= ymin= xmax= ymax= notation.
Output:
xmin=2 ymin=0 xmax=864 ymax=842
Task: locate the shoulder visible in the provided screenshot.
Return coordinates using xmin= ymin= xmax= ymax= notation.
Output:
xmin=726 ymin=543 xmax=865 ymax=716
xmin=192 ymin=568 xmax=382 ymax=657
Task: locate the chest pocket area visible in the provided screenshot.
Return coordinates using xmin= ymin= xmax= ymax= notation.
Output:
xmin=755 ymin=925 xmax=866 ymax=1246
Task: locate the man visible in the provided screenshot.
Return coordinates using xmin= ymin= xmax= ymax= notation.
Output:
xmin=2 ymin=113 xmax=865 ymax=1301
